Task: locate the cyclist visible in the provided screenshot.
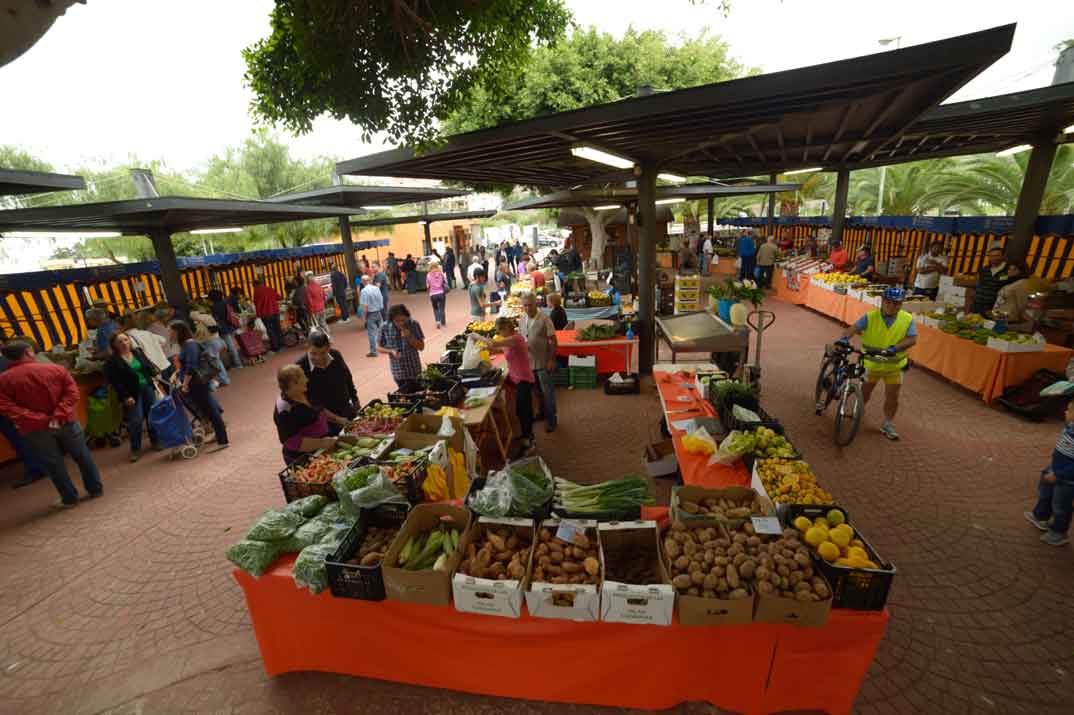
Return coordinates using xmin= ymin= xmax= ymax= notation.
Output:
xmin=837 ymin=286 xmax=917 ymax=441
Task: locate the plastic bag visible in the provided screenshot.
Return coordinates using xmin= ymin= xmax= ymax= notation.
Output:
xmin=711 ymin=429 xmax=756 ymax=466
xmin=226 ymin=539 xmax=281 ymax=577
xmin=468 ymin=471 xmax=513 ymax=517
xmin=470 ymin=459 xmax=553 ymax=517
xmin=279 ymin=519 xmax=333 ymax=553
xmin=351 ymin=473 xmax=405 ymax=509
xmin=461 ymin=333 xmax=485 ymax=370
xmin=314 ymin=501 xmax=346 ymax=524
xmin=284 ymin=494 xmax=328 ymax=518
xmin=245 ymin=509 xmax=304 ymax=542
xmin=732 ymin=404 xmax=762 ymax=423
xmin=682 ymin=425 xmax=717 ymax=456
xmin=437 ymin=415 xmax=456 ymax=438
xmin=292 ymin=543 xmax=335 ymax=594
xmin=318 ymin=519 xmax=356 ymax=550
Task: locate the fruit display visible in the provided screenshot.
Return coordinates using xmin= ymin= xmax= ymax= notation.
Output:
xmin=379 ymin=449 xmax=429 ymax=497
xmin=531 ymin=524 xmax=600 ymax=586
xmin=755 ymin=459 xmax=834 ymax=505
xmin=663 ymin=522 xmax=750 ymax=600
xmin=792 ymin=510 xmax=879 ymax=569
xmin=458 ymin=522 xmax=534 ymax=581
xmin=720 ymin=521 xmax=832 ymax=602
xmin=419 ymin=365 xmax=445 ymax=381
xmin=345 ymin=525 xmax=401 ymax=567
xmin=587 ymin=290 xmax=612 ymax=307
xmin=394 ymin=521 xmax=462 ymax=572
xmin=676 ymin=491 xmax=767 ymax=520
xmin=553 ymin=475 xmax=654 ymax=515
xmin=577 ymin=323 xmax=618 ymax=341
xmin=466 ymin=320 xmax=497 ymax=336
xmin=811 ymin=272 xmax=867 ymax=285
xmin=362 ymin=403 xmax=409 ymax=419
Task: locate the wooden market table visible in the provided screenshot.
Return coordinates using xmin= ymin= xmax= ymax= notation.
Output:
xmin=555 ymin=329 xmax=639 ymax=374
xmin=233 ymin=522 xmax=888 ymax=715
xmin=779 ymin=278 xmax=1074 ymax=403
xmin=0 ymin=370 xmax=104 ymax=463
xmin=460 ymin=373 xmax=513 ymax=471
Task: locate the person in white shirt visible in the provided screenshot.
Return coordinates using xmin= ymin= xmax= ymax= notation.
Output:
xmin=912 ymin=240 xmax=948 ymax=299
xmin=702 ymin=236 xmax=714 ymax=274
xmin=467 ymin=255 xmax=483 ymax=284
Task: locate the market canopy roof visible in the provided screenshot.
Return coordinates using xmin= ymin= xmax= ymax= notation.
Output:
xmin=348 ymin=209 xmax=496 ymax=228
xmin=267 ymin=184 xmax=470 ymax=209
xmin=0 ymin=196 xmax=355 ymax=235
xmin=506 ymin=183 xmax=801 ymax=211
xmin=0 ymin=168 xmax=86 ymax=196
xmin=845 ymin=81 xmax=1074 ymax=168
xmin=558 ymin=206 xmax=673 ymax=227
xmin=336 ymin=25 xmax=1015 ymax=186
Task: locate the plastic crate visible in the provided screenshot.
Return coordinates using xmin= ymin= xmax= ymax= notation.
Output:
xmin=357 ymin=398 xmax=419 ymax=419
xmin=425 ymin=362 xmax=459 ymax=379
xmin=278 ymin=453 xmax=339 ymax=504
xmin=603 ymin=373 xmax=641 ymax=395
xmin=374 ymin=454 xmax=427 ymax=505
xmin=391 ymin=378 xmax=463 ymax=411
xmin=569 ymin=367 xmax=598 ymax=389
xmin=325 ymin=502 xmax=411 ymax=600
xmin=782 ymin=505 xmax=895 ymax=611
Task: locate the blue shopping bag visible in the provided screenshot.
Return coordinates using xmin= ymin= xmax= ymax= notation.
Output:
xmin=149 ymin=394 xmax=193 ymax=449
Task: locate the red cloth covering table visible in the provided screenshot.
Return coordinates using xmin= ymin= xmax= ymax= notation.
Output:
xmin=233 ymin=516 xmax=888 ymax=714
xmin=555 ymin=329 xmax=638 ymax=374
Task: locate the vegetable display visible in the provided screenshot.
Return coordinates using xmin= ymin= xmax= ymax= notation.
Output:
xmin=395 ymin=521 xmax=462 ymax=572
xmin=291 ymin=453 xmax=347 ymax=484
xmin=577 ymin=323 xmax=618 ymax=341
xmin=677 ymin=493 xmax=766 ymax=520
xmin=458 ymin=523 xmax=533 ymax=581
xmin=531 ymin=525 xmax=600 ymax=586
xmin=710 ymin=378 xmax=755 ymax=404
xmin=420 ymin=365 xmax=445 ymax=381
xmin=346 ymin=525 xmax=401 ymax=567
xmin=793 ymin=510 xmax=879 ymax=569
xmin=664 ymin=523 xmax=750 ymax=600
xmin=348 ymin=416 xmax=404 ymax=438
xmin=723 ymin=521 xmax=832 ymax=602
xmin=553 ymin=475 xmax=654 ymax=515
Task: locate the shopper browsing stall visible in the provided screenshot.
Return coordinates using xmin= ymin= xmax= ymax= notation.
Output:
xmin=372 ymin=262 xmax=390 ymax=319
xmin=1024 ymin=399 xmax=1074 ymax=546
xmin=103 ymin=332 xmax=160 ymax=462
xmin=330 ymin=266 xmax=350 ymax=323
xmin=992 ymin=262 xmax=1045 ymax=331
xmin=839 ymin=286 xmax=917 ymax=441
xmin=469 ymin=270 xmax=489 ymax=318
xmin=304 ymin=272 xmax=330 ymax=335
xmin=378 ymin=304 xmax=425 ymax=388
xmin=209 ymin=289 xmax=243 ymax=369
xmin=547 ymin=292 xmax=569 ymax=330
xmin=273 ymin=364 xmax=353 ymax=464
xmin=358 ymin=275 xmax=385 ymax=358
xmin=476 ymin=316 xmax=536 ymax=452
xmin=755 ymin=236 xmax=780 ymax=289
xmin=86 ymin=307 xmax=120 ymax=360
xmin=519 ymin=292 xmax=558 ymax=433
xmin=426 ymin=260 xmax=448 ymax=328
xmin=253 ymin=278 xmax=283 ymax=353
xmin=171 ymin=321 xmax=229 ymax=451
xmin=296 ymin=330 xmax=360 ymax=428
xmin=736 ymin=231 xmax=756 ymax=281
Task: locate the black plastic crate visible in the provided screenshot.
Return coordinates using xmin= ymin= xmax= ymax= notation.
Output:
xmin=441 ymin=349 xmax=463 ymax=365
xmin=725 ymin=402 xmax=784 ymax=436
xmin=325 ymin=502 xmax=411 ymax=600
xmin=374 ymin=454 xmax=427 ymax=505
xmin=390 ymin=378 xmax=463 ymax=411
xmin=278 ymin=453 xmax=339 ymax=504
xmin=357 ymin=398 xmax=418 ymax=419
xmin=603 ymin=373 xmax=641 ymax=395
xmin=446 ymin=335 xmax=468 ymax=352
xmin=782 ymin=505 xmax=894 ymax=611
xmin=424 ymin=362 xmax=459 ymax=379
xmin=995 ymin=369 xmax=1068 ymax=422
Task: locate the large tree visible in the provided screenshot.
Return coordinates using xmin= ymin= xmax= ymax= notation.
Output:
xmin=924 ymin=147 xmax=1074 ymax=216
xmin=242 ymin=0 xmax=572 ymax=145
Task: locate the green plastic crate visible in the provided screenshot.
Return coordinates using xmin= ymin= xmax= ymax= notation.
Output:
xmin=569 ymin=367 xmax=598 ymax=389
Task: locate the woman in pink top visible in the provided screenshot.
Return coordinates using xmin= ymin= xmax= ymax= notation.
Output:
xmin=480 ymin=316 xmax=536 ymax=449
xmin=426 ymin=260 xmax=447 ymax=328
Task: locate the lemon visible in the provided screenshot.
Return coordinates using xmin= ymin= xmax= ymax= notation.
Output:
xmin=805 ymin=527 xmax=827 ymax=547
xmin=826 ymin=509 xmax=845 ymax=527
xmin=847 ymin=546 xmax=868 ymax=562
xmin=813 ymin=516 xmax=828 ymax=528
xmin=835 ymin=557 xmax=852 ymax=567
xmin=793 ymin=516 xmax=812 ymax=532
xmin=829 ymin=528 xmax=852 ymax=548
xmin=834 ymin=523 xmax=854 ymax=539
xmin=818 ymin=541 xmax=840 ymax=562
xmin=850 ymin=539 xmax=865 ymax=550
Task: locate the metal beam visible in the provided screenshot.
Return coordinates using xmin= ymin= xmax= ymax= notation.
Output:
xmin=339 ymin=216 xmax=360 ymax=290
xmin=707 ymin=196 xmax=714 ymax=237
xmin=1008 ymin=140 xmax=1058 ymax=262
xmin=150 ymin=229 xmax=188 ymax=314
xmin=637 ymin=163 xmax=658 ymax=374
xmin=423 ymin=221 xmax=433 ymax=254
xmin=831 ymin=170 xmax=851 ymax=246
xmin=767 ymin=174 xmax=777 ymax=238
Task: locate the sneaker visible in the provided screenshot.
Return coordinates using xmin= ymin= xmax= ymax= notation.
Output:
xmin=1023 ymin=511 xmax=1050 ymax=531
xmin=1041 ymin=531 xmax=1070 ymax=546
xmin=49 ymin=499 xmax=78 ymax=511
xmin=129 ymin=451 xmax=141 ymax=463
xmin=83 ymin=491 xmax=103 ymax=500
xmin=880 ymin=422 xmax=900 ymax=441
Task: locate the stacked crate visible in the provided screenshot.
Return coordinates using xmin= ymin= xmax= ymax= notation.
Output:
xmin=674 ymin=274 xmax=702 ymax=314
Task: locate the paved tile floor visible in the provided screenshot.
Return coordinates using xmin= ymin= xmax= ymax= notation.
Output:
xmin=0 ymin=290 xmax=1071 ymax=715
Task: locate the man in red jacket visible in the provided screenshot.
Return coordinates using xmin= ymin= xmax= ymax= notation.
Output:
xmin=304 ymin=271 xmax=330 ymax=335
xmin=0 ymin=341 xmax=103 ymax=509
xmin=253 ymin=278 xmax=283 ymax=352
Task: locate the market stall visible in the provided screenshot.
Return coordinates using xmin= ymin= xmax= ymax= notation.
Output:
xmin=555 ymin=329 xmax=639 ymax=374
xmin=773 ymin=266 xmax=811 ymax=305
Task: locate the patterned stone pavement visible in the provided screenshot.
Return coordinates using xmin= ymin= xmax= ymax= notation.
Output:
xmin=0 ymin=289 xmax=1071 ymax=715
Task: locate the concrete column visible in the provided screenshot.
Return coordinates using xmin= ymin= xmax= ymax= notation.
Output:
xmin=339 ymin=215 xmax=360 ymax=285
xmin=638 ymin=162 xmax=658 ymax=374
xmin=707 ymin=197 xmax=714 ymax=237
xmin=766 ymin=173 xmax=777 ymax=239
xmin=831 ymin=169 xmax=851 ymax=247
xmin=150 ymin=229 xmax=188 ymax=315
xmin=1008 ymin=141 xmax=1058 ymax=263
xmin=423 ymin=221 xmax=433 ymax=255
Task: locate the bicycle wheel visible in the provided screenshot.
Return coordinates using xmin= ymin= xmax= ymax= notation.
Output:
xmin=833 ymin=381 xmax=864 ymax=447
xmin=814 ymin=359 xmax=838 ymax=414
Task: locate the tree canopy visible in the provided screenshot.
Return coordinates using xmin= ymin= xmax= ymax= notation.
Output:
xmin=242 ymin=0 xmax=572 ymax=145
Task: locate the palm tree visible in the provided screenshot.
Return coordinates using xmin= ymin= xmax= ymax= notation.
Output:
xmin=778 ymin=171 xmax=834 ymax=216
xmin=848 ymin=159 xmax=953 ymax=216
xmin=924 ymin=146 xmax=1074 ymax=215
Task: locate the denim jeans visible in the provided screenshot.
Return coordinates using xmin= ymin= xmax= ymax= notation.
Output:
xmin=262 ymin=313 xmax=283 ymax=352
xmin=1033 ymin=474 xmax=1074 ymax=535
xmin=187 ymin=377 xmax=228 ymax=445
xmin=337 ymin=297 xmax=349 ymax=321
xmin=24 ymin=422 xmax=103 ymax=504
xmin=124 ymin=382 xmax=159 ymax=453
xmin=757 ymin=264 xmax=774 ymax=288
xmin=739 ymin=255 xmax=756 ymax=281
xmin=0 ymin=415 xmax=46 ymax=479
xmin=514 ymin=380 xmax=534 ymax=439
xmin=221 ymin=332 xmax=242 ymax=368
xmin=202 ymin=338 xmax=230 ymax=385
xmin=446 ymin=272 xmax=456 ymax=290
xmin=365 ymin=313 xmax=383 ymax=355
xmin=430 ymin=293 xmax=446 ymax=326
xmin=533 ymin=368 xmax=557 ymax=427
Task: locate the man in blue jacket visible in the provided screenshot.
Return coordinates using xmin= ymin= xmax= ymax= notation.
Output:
xmin=736 ymin=231 xmax=757 ymax=281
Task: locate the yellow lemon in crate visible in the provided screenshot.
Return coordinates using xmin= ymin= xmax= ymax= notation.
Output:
xmin=804 ymin=527 xmax=827 ymax=548
xmin=847 ymin=546 xmax=869 ymax=562
xmin=817 ymin=541 xmax=840 ymax=562
xmin=793 ymin=516 xmax=812 ymax=533
xmin=829 ymin=527 xmax=852 ymax=549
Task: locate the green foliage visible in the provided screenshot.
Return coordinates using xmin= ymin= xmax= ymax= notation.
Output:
xmin=443 ymin=26 xmax=755 ymax=135
xmin=242 ymin=0 xmax=572 ymax=145
xmin=923 ymin=146 xmax=1074 ymax=216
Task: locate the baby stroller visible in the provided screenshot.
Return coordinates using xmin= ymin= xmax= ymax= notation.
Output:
xmin=236 ymin=329 xmax=268 ymax=365
xmin=149 ymin=381 xmax=205 ymax=460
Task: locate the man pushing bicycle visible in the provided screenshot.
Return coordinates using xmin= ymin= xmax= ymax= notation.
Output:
xmin=837 ymin=287 xmax=918 ymax=441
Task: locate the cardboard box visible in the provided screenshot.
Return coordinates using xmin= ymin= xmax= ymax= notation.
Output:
xmin=664 ymin=520 xmax=755 ymax=626
xmin=382 ymin=503 xmax=471 ymax=606
xmin=938 ymin=275 xmax=956 ymax=290
xmin=394 ymin=414 xmax=466 ymax=453
xmin=986 ymin=336 xmax=1046 ymax=353
xmin=670 ymin=485 xmax=774 ymax=526
xmin=645 ymin=440 xmax=679 ymax=479
xmin=754 ymin=582 xmax=832 ymax=628
xmin=525 ymin=519 xmax=601 ymax=622
xmin=599 ymin=521 xmax=674 ymax=626
xmin=452 ymin=517 xmax=535 ymax=618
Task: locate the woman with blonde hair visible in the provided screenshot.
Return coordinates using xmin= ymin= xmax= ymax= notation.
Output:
xmin=426 ymin=259 xmax=448 ymax=328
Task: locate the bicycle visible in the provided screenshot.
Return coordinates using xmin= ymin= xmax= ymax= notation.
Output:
xmin=814 ymin=342 xmax=891 ymax=447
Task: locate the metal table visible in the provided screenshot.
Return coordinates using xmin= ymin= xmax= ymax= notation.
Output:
xmin=654 ymin=310 xmax=748 ymax=365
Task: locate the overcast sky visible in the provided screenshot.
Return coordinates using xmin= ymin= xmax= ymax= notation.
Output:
xmin=1 ymin=0 xmax=1071 ymax=174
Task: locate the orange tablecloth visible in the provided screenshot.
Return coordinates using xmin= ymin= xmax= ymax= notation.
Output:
xmin=773 ymin=268 xmax=810 ymax=305
xmin=654 ymin=372 xmax=750 ymax=488
xmin=0 ymin=373 xmax=102 ymax=463
xmin=804 ymin=282 xmax=848 ymax=322
xmin=555 ymin=329 xmax=638 ymax=374
xmin=233 ymin=547 xmax=887 ymax=714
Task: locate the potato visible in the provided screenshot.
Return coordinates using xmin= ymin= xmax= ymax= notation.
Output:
xmin=538 ymin=555 xmax=551 ymax=568
xmin=702 ymin=589 xmax=716 ymax=599
xmin=681 ymin=500 xmax=701 ymax=514
xmin=476 ymin=547 xmax=492 ymax=568
xmin=664 ymin=537 xmax=682 ymax=559
xmin=682 ymin=540 xmax=698 ymax=557
xmin=674 ymin=555 xmax=690 ymax=572
xmin=716 ymin=577 xmax=728 ymax=592
xmin=507 ymin=561 xmax=525 ymax=580
xmin=710 ymin=564 xmax=725 ymax=577
xmin=795 ymin=580 xmax=812 ymax=593
xmin=550 ymin=551 xmax=564 ymax=564
xmin=714 ymin=556 xmax=730 ymax=567
xmin=562 ymin=561 xmax=582 ymax=574
xmin=727 ymin=564 xmax=740 ymax=589
xmin=729 ymin=588 xmax=749 ymax=600
xmin=568 ymin=546 xmax=584 ymax=561
xmin=739 ymin=561 xmax=755 ymax=580
xmin=788 ymin=571 xmax=802 ymax=586
xmin=795 ymin=590 xmax=813 ymax=602
xmin=488 ymin=562 xmax=505 ymax=579
xmin=583 ymin=557 xmax=600 ymax=577
xmin=733 ymin=552 xmax=748 ymax=568
xmin=539 ymin=528 xmax=551 ymax=542
xmin=573 ymin=532 xmax=591 ymax=550
xmin=494 ymin=550 xmax=513 ymax=563
xmin=672 ymin=574 xmax=691 ymax=589
xmin=546 ymin=564 xmax=563 ymax=576
xmin=688 ymin=560 xmax=701 ymax=574
xmin=687 ymin=587 xmax=700 ymax=597
xmin=690 ymin=570 xmax=705 ymax=586
xmin=703 ymin=573 xmax=718 ymax=591
xmin=757 ymin=580 xmax=775 ymax=594
xmin=551 ymin=576 xmax=568 ymax=584
xmin=487 ymin=532 xmax=506 ymax=551
xmin=534 ymin=567 xmax=545 ymax=581
xmin=536 ymin=543 xmax=549 ymax=556
xmin=813 ymin=579 xmax=831 ymax=599
xmin=794 ymin=552 xmax=811 ymax=568
xmin=727 ymin=507 xmax=751 ymax=519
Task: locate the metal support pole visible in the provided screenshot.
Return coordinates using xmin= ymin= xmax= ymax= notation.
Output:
xmin=150 ymin=229 xmax=188 ymax=316
xmin=707 ymin=196 xmax=714 ymax=237
xmin=423 ymin=222 xmax=433 ymax=255
xmin=831 ymin=169 xmax=851 ymax=247
xmin=877 ymin=166 xmax=887 ymax=215
xmin=638 ymin=162 xmax=658 ymax=374
xmin=766 ymin=173 xmax=777 ymax=239
xmin=1008 ymin=141 xmax=1058 ymax=263
xmin=338 ymin=215 xmax=360 ymax=289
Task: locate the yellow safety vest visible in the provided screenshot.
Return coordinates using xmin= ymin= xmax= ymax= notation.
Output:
xmin=862 ymin=309 xmax=913 ymax=373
